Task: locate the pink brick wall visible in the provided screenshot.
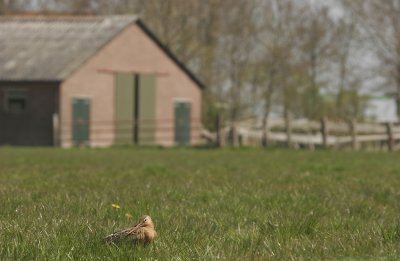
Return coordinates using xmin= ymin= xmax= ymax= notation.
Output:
xmin=60 ymin=23 xmax=202 ymax=147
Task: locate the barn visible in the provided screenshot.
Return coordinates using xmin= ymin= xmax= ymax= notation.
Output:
xmin=0 ymin=15 xmax=204 ymax=147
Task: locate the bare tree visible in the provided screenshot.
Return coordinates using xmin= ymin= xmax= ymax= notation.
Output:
xmin=342 ymin=0 xmax=400 ymax=120
xmin=216 ymin=0 xmax=258 ymax=146
xmin=0 ymin=0 xmax=25 ymax=14
xmin=334 ymin=19 xmax=355 ymax=119
xmin=254 ymin=0 xmax=306 ymax=146
xmin=296 ymin=6 xmax=336 ymax=120
xmin=0 ymin=0 xmax=6 ymax=14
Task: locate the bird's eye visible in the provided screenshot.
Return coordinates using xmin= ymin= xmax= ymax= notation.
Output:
xmin=144 ymin=218 xmax=147 ymax=222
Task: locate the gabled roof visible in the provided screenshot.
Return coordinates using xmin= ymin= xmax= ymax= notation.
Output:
xmin=135 ymin=20 xmax=205 ymax=89
xmin=0 ymin=15 xmax=204 ymax=88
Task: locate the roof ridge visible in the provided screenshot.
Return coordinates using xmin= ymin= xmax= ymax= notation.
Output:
xmin=0 ymin=15 xmax=138 ymax=22
xmin=0 ymin=15 xmax=204 ymax=89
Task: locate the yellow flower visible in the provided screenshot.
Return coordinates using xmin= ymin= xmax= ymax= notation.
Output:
xmin=125 ymin=213 xmax=133 ymax=219
xmin=111 ymin=203 xmax=121 ymax=209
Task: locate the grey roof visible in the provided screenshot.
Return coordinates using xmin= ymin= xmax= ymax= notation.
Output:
xmin=0 ymin=16 xmax=138 ymax=81
xmin=0 ymin=15 xmax=205 ymax=88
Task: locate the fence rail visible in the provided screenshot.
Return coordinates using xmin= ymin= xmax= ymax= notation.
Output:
xmin=52 ymin=114 xmax=400 ymax=150
xmin=206 ymin=117 xmax=400 ymax=151
xmin=53 ymin=115 xmax=202 ymax=146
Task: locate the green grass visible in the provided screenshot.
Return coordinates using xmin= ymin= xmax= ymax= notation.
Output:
xmin=1 ymin=148 xmax=400 ymax=260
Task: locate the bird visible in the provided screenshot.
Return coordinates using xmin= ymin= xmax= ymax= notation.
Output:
xmin=105 ymin=215 xmax=157 ymax=245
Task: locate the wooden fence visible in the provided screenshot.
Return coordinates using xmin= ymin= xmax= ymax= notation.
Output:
xmin=204 ymin=117 xmax=400 ymax=151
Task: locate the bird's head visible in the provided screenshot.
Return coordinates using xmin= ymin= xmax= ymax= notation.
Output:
xmin=138 ymin=215 xmax=154 ymax=228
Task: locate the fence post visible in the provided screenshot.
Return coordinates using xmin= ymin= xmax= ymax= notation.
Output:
xmin=285 ymin=112 xmax=292 ymax=148
xmin=216 ymin=113 xmax=225 ymax=147
xmin=52 ymin=113 xmax=60 ymax=147
xmin=320 ymin=117 xmax=328 ymax=149
xmin=261 ymin=116 xmax=269 ymax=147
xmin=386 ymin=122 xmax=394 ymax=152
xmin=307 ymin=121 xmax=315 ymax=151
xmin=349 ymin=119 xmax=359 ymax=151
xmin=232 ymin=122 xmax=239 ymax=147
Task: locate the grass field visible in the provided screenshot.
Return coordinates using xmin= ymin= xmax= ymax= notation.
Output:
xmin=1 ymin=148 xmax=400 ymax=260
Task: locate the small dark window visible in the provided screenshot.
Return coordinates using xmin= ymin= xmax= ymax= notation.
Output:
xmin=5 ymin=89 xmax=27 ymax=113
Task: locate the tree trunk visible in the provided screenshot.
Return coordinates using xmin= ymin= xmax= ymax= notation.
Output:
xmin=321 ymin=117 xmax=328 ymax=149
xmin=262 ymin=69 xmax=275 ymax=147
xmin=349 ymin=119 xmax=359 ymax=151
xmin=309 ymin=50 xmax=318 ymax=120
xmin=261 ymin=115 xmax=269 ymax=147
xmin=396 ymin=78 xmax=400 ymax=121
xmin=336 ymin=90 xmax=344 ymax=118
xmin=215 ymin=113 xmax=225 ymax=147
xmin=284 ymin=108 xmax=292 ymax=148
xmin=231 ymin=122 xmax=239 ymax=147
xmin=396 ymin=95 xmax=400 ymax=121
xmin=386 ymin=122 xmax=394 ymax=152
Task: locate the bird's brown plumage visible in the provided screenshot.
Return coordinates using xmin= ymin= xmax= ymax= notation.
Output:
xmin=105 ymin=215 xmax=157 ymax=244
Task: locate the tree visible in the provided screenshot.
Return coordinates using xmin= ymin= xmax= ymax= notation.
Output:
xmin=296 ymin=6 xmax=336 ymax=120
xmin=54 ymin=0 xmax=94 ymax=13
xmin=216 ymin=0 xmax=258 ymax=146
xmin=0 ymin=0 xmax=6 ymax=14
xmin=254 ymin=0 xmax=308 ymax=146
xmin=334 ymin=19 xmax=356 ymax=119
xmin=0 ymin=0 xmax=24 ymax=14
xmin=342 ymin=0 xmax=400 ymax=120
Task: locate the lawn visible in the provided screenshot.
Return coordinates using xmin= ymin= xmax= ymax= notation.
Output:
xmin=1 ymin=147 xmax=400 ymax=260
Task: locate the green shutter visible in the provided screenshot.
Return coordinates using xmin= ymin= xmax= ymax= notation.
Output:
xmin=139 ymin=75 xmax=156 ymax=145
xmin=115 ymin=74 xmax=134 ymax=144
xmin=72 ymin=98 xmax=90 ymax=145
xmin=174 ymin=102 xmax=191 ymax=145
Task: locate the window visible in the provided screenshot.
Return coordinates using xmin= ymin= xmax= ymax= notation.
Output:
xmin=5 ymin=89 xmax=27 ymax=113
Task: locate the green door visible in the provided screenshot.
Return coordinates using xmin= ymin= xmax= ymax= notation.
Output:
xmin=174 ymin=102 xmax=191 ymax=145
xmin=72 ymin=98 xmax=90 ymax=145
xmin=115 ymin=74 xmax=134 ymax=144
xmin=115 ymin=74 xmax=156 ymax=145
xmin=139 ymin=75 xmax=156 ymax=145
